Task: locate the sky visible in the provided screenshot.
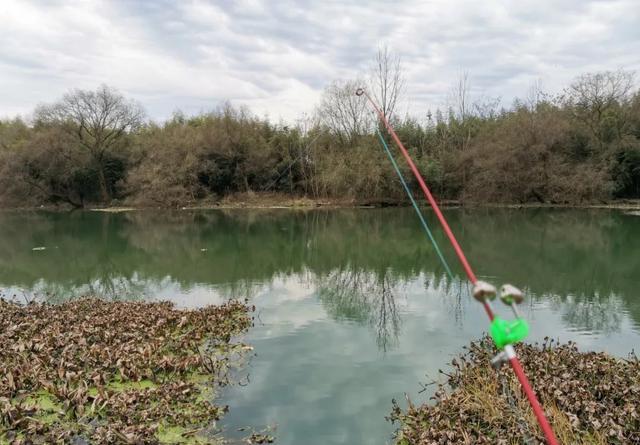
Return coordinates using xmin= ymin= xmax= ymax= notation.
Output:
xmin=1 ymin=0 xmax=639 ymax=123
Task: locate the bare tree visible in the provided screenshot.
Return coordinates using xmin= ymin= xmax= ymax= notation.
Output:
xmin=317 ymin=79 xmax=370 ymax=144
xmin=448 ymin=71 xmax=471 ymax=122
xmin=564 ymin=70 xmax=636 ymax=147
xmin=445 ymin=71 xmax=474 ymax=156
xmin=369 ymin=45 xmax=405 ymax=122
xmin=524 ymin=79 xmax=547 ymax=112
xmin=35 ymin=85 xmax=145 ymax=203
xmin=317 ymin=47 xmax=403 ymax=142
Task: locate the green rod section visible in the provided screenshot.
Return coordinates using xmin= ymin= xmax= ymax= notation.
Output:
xmin=376 ymin=128 xmax=455 ymax=281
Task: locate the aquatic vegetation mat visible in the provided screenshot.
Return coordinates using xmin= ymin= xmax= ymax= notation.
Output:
xmin=0 ymin=298 xmax=254 ymax=444
xmin=390 ymin=338 xmax=640 ymax=444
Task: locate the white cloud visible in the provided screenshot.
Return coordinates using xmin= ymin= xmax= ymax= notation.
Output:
xmin=1 ymin=0 xmax=638 ymax=122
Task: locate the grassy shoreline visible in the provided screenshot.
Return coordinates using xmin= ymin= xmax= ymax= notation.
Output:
xmin=0 ymin=298 xmax=259 ymax=444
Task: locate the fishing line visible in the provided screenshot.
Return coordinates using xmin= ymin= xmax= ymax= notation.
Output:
xmin=375 ymin=127 xmax=454 ymax=281
xmin=357 ymin=88 xmax=559 ymax=445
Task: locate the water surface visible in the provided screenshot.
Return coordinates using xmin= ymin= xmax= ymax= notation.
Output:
xmin=1 ymin=208 xmax=639 ymax=444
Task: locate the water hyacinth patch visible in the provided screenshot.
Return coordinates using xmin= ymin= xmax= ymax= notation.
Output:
xmin=389 ymin=337 xmax=640 ymax=444
xmin=0 ymin=298 xmax=255 ymax=444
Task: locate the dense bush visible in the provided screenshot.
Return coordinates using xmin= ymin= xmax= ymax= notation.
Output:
xmin=1 ymin=72 xmax=639 ymax=208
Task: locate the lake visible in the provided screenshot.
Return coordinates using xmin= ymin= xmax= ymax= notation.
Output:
xmin=1 ymin=208 xmax=639 ymax=444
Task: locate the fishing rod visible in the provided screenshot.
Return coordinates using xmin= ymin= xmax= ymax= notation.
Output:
xmin=356 ymin=88 xmax=559 ymax=445
xmin=375 ymin=127 xmax=454 ymax=281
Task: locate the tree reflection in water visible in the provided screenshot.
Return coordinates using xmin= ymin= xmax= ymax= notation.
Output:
xmin=546 ymin=291 xmax=627 ymax=334
xmin=425 ymin=275 xmax=468 ymax=328
xmin=1 ymin=208 xmax=638 ymax=343
xmin=317 ymin=267 xmax=401 ymax=351
xmin=4 ymin=269 xmax=147 ymax=304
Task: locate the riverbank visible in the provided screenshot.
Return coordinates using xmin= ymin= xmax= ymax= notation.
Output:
xmin=121 ymin=193 xmax=640 ymax=211
xmin=3 ymin=192 xmax=640 ymax=212
xmin=0 ymin=298 xmax=264 ymax=444
xmin=390 ymin=337 xmax=640 ymax=444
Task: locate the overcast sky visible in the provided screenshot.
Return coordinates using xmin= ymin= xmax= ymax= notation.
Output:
xmin=1 ymin=0 xmax=639 ymax=123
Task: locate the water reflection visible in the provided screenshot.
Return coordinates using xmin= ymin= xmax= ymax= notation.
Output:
xmin=547 ymin=292 xmax=627 ymax=335
xmin=0 ymin=208 xmax=638 ymax=337
xmin=2 ymin=208 xmax=639 ymax=445
xmin=317 ymin=268 xmax=401 ymax=351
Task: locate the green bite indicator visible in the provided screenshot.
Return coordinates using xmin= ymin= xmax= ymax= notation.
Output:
xmin=489 ymin=316 xmax=529 ymax=349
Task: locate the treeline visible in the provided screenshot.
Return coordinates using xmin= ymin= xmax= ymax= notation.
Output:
xmin=0 ymin=70 xmax=639 ymax=208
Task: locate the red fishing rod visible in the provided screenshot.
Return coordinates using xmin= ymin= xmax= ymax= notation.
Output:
xmin=357 ymin=88 xmax=559 ymax=445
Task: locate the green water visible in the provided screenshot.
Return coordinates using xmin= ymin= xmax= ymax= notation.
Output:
xmin=1 ymin=208 xmax=639 ymax=444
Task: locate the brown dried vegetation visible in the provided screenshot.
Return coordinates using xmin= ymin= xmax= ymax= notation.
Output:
xmin=0 ymin=298 xmax=254 ymax=444
xmin=390 ymin=338 xmax=639 ymax=444
xmin=2 ymin=71 xmax=639 ymax=209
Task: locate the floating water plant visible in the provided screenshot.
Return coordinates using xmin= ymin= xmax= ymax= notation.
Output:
xmin=0 ymin=298 xmax=254 ymax=443
xmin=389 ymin=337 xmax=640 ymax=444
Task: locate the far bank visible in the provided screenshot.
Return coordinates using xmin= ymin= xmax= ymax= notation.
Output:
xmin=2 ymin=192 xmax=640 ymax=212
